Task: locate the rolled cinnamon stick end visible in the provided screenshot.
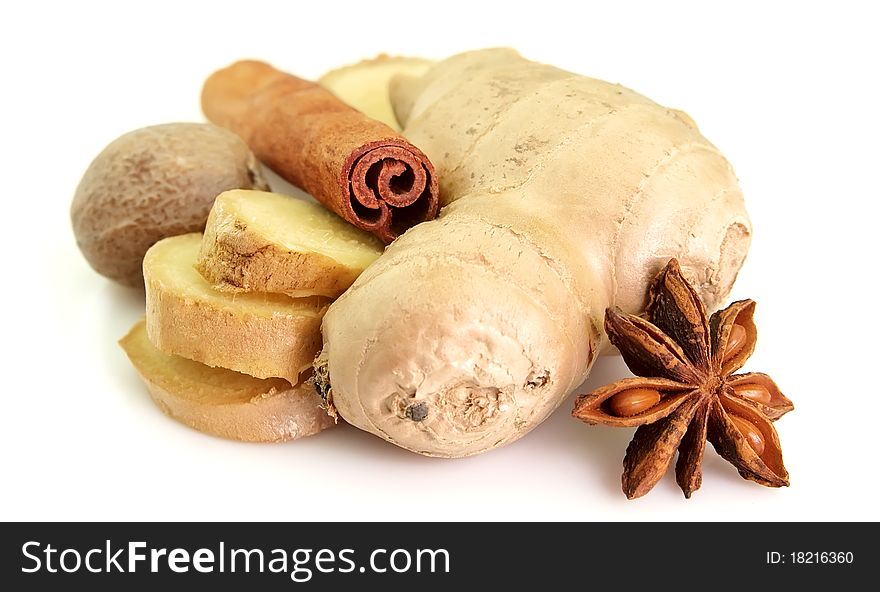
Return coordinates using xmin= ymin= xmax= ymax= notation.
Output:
xmin=201 ymin=60 xmax=438 ymax=243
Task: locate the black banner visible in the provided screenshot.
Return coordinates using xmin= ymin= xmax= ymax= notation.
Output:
xmin=0 ymin=523 xmax=872 ymax=588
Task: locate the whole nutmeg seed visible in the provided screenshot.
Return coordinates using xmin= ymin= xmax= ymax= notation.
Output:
xmin=71 ymin=122 xmax=268 ymax=287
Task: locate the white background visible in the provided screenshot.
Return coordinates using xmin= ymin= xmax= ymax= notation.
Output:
xmin=2 ymin=0 xmax=878 ymax=521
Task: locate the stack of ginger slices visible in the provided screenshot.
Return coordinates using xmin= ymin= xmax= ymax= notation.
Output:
xmin=120 ymin=189 xmax=384 ymax=442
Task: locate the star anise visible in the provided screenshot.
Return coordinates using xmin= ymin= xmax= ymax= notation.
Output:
xmin=572 ymin=259 xmax=793 ymax=499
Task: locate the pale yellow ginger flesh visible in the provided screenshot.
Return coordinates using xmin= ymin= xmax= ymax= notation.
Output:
xmin=144 ymin=233 xmax=328 ymax=383
xmin=319 ymin=49 xmax=752 ymax=457
xmin=318 ymin=55 xmax=434 ymax=130
xmin=120 ymin=320 xmax=334 ymax=442
xmin=197 ymin=189 xmax=384 ymax=298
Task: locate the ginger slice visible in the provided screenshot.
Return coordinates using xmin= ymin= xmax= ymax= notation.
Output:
xmin=196 ymin=190 xmax=384 ymax=298
xmin=145 ymin=233 xmax=328 ymax=383
xmin=318 ymin=55 xmax=434 ymax=131
xmin=120 ymin=320 xmax=335 ymax=442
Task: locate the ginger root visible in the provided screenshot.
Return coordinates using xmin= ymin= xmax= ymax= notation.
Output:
xmin=144 ymin=233 xmax=328 ymax=383
xmin=121 ymin=320 xmax=334 ymax=442
xmin=318 ymin=49 xmax=751 ymax=457
xmin=197 ymin=189 xmax=384 ymax=298
xmin=318 ymin=55 xmax=434 ymax=130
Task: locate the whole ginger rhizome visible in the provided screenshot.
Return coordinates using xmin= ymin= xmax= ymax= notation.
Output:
xmin=318 ymin=49 xmax=751 ymax=458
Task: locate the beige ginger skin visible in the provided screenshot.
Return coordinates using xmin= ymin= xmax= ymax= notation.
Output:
xmin=319 ymin=49 xmax=751 ymax=457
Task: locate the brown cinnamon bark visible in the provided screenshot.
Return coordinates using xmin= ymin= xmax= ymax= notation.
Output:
xmin=201 ymin=60 xmax=439 ymax=243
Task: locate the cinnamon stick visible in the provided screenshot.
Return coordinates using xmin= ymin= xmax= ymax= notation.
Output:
xmin=201 ymin=60 xmax=438 ymax=243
